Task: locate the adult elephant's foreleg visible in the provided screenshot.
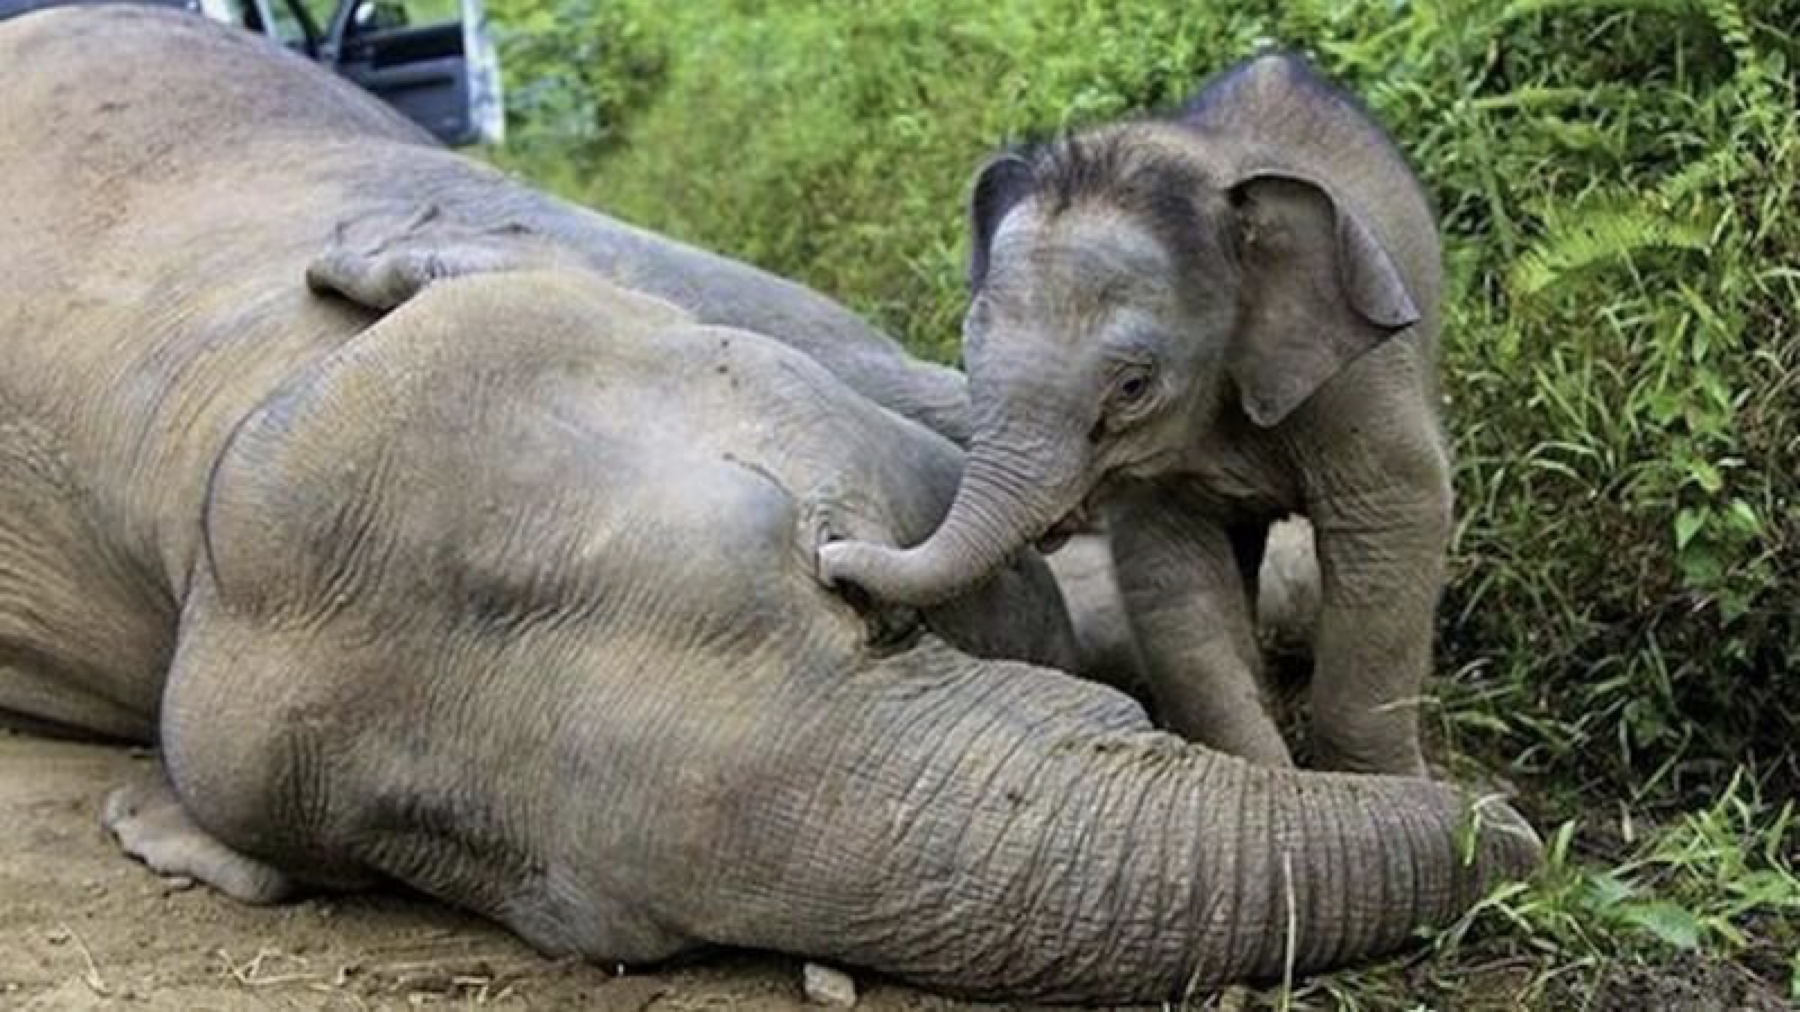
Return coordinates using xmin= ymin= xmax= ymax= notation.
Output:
xmin=103 ymin=764 xmax=295 ymax=903
xmin=150 ymin=595 xmax=382 ymax=905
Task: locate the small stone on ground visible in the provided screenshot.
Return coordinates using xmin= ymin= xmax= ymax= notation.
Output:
xmin=803 ymin=962 xmax=857 ymax=1006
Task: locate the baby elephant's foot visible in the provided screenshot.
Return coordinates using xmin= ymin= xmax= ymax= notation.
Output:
xmin=102 ymin=773 xmax=294 ymax=904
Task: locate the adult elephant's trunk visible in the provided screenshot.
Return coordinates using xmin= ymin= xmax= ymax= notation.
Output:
xmin=706 ymin=644 xmax=1541 ymax=1002
xmin=820 ymin=430 xmax=1089 ymax=607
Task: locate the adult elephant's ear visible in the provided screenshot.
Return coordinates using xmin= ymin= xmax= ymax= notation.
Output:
xmin=967 ymin=152 xmax=1036 ymax=291
xmin=306 ymin=204 xmax=556 ymax=311
xmin=1226 ymin=171 xmax=1419 ymax=427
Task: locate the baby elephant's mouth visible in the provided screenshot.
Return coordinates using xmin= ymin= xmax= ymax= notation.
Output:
xmin=1033 ymin=504 xmax=1095 ymax=555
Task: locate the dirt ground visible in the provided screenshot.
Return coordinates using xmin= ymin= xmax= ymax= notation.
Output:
xmin=0 ymin=732 xmax=1048 ymax=1012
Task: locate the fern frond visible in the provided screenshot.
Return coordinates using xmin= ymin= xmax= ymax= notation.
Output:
xmin=1697 ymin=0 xmax=1780 ymax=123
xmin=1657 ymin=148 xmax=1752 ymax=202
xmin=1499 ymin=0 xmax=1700 ymax=22
xmin=1471 ymin=86 xmax=1614 ymax=112
xmin=1510 ymin=204 xmax=1716 ymax=298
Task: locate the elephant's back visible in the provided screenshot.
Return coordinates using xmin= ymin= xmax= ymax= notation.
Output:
xmin=0 ymin=4 xmax=437 ymax=427
xmin=0 ymin=3 xmax=430 ymax=339
xmin=0 ymin=6 xmax=424 ymax=344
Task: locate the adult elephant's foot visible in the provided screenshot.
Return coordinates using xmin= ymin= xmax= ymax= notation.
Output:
xmin=102 ymin=769 xmax=294 ymax=904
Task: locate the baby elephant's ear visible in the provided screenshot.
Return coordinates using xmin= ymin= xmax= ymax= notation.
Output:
xmin=1226 ymin=172 xmax=1420 ymax=427
xmin=306 ymin=204 xmax=547 ymax=311
xmin=967 ymin=152 xmax=1036 ymax=291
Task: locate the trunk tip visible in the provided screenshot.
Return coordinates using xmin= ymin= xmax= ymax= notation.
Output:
xmin=1466 ymin=795 xmax=1546 ymax=886
xmin=817 ymin=539 xmax=961 ymax=608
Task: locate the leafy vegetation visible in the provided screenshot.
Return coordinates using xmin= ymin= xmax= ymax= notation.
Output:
xmin=484 ymin=0 xmax=1797 ymax=1004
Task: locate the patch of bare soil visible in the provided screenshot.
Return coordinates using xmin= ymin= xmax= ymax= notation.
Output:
xmin=0 ymin=733 xmax=1054 ymax=1012
xmin=1556 ymin=949 xmax=1794 ymax=1012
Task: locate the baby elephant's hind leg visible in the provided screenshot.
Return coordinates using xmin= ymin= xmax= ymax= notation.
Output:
xmin=102 ymin=768 xmax=294 ymax=904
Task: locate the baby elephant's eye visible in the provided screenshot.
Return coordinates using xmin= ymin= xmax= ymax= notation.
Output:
xmin=1115 ymin=367 xmax=1154 ymax=404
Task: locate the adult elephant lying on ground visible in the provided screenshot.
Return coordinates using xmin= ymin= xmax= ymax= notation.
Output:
xmin=0 ymin=7 xmax=1537 ymax=1002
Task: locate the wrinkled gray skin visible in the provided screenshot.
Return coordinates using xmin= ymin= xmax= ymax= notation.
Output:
xmin=0 ymin=11 xmax=1536 ymax=1002
xmin=1051 ymin=519 xmax=1321 ymax=698
xmin=823 ymin=54 xmax=1449 ymax=775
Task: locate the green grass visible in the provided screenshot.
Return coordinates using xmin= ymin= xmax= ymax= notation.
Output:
xmin=482 ymin=0 xmax=1798 ymax=1004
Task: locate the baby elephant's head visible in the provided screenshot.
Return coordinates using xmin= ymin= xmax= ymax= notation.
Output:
xmin=821 ymin=60 xmax=1425 ymax=608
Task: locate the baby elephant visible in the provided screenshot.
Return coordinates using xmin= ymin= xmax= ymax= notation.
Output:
xmin=824 ymin=53 xmax=1450 ymax=775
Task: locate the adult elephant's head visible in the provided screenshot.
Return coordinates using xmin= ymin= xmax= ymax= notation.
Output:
xmin=820 ymin=114 xmax=1421 ymax=606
